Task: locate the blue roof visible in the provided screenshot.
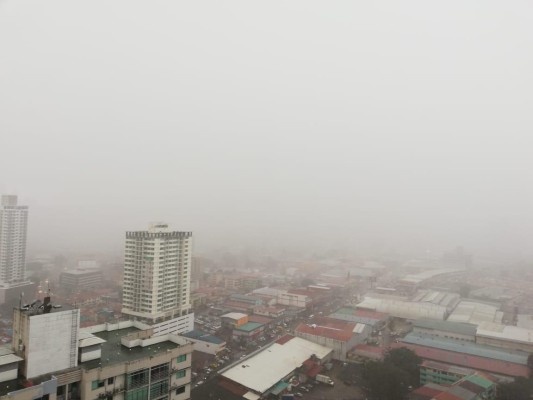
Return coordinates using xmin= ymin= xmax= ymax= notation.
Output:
xmin=402 ymin=333 xmax=529 ymax=365
xmin=182 ymin=330 xmax=225 ymax=344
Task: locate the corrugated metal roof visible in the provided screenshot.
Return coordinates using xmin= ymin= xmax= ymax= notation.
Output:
xmin=477 ymin=322 xmax=533 ymax=344
xmin=403 ymin=333 xmax=529 ymax=364
xmin=393 ymin=343 xmax=529 ymax=377
xmin=413 ymin=319 xmax=477 ymax=336
xmin=222 ymin=337 xmax=332 ymax=394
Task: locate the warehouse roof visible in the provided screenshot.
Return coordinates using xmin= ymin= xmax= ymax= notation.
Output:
xmin=221 ymin=336 xmax=332 ymax=394
xmin=477 ymin=322 xmax=533 ymax=344
xmin=447 ymin=301 xmax=502 ymax=326
xmin=393 ymin=343 xmax=529 ymax=377
xmin=413 ymin=319 xmax=477 ymax=336
xmin=403 ymin=333 xmax=529 ymax=364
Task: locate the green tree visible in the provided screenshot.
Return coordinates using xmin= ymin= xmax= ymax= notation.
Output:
xmin=361 ymin=360 xmax=411 ymax=400
xmin=496 ymin=377 xmax=533 ymax=400
xmin=384 ymin=347 xmax=421 ymax=387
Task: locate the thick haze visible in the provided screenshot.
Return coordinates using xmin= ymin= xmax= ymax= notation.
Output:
xmin=1 ymin=1 xmax=532 ymax=258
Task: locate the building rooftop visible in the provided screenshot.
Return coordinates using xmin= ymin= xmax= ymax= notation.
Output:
xmin=399 ymin=268 xmax=464 ymax=285
xmin=447 ymin=300 xmax=503 ymax=326
xmin=393 ymin=343 xmax=529 ymax=377
xmin=235 ymin=322 xmax=262 ymax=332
xmin=476 ymin=322 xmax=533 ymax=344
xmin=221 ymin=336 xmax=332 ymax=394
xmin=80 ymin=327 xmax=182 ymax=369
xmin=182 ymin=330 xmax=225 ymax=344
xmin=413 ymin=319 xmax=477 ymax=337
xmin=403 ymin=333 xmax=529 ymax=364
xmin=222 ymin=312 xmax=248 ymax=320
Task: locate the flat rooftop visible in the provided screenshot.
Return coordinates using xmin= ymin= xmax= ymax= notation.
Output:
xmin=182 ymin=330 xmax=225 ymax=345
xmin=80 ymin=327 xmax=182 ymax=369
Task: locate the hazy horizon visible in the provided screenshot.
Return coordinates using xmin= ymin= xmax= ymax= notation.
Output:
xmin=1 ymin=1 xmax=532 ymax=260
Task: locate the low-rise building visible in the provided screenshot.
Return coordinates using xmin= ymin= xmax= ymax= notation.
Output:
xmin=476 ymin=322 xmax=533 ymax=352
xmin=232 ymin=322 xmax=265 ymax=341
xmin=410 ymin=371 xmax=498 ymax=400
xmin=220 ymin=312 xmax=248 ymax=328
xmin=219 ymin=335 xmax=333 ymax=399
xmin=294 ymin=317 xmax=370 ymax=361
xmin=181 ymin=330 xmax=226 ymax=355
xmin=412 ymin=319 xmax=477 ymax=342
xmin=1 ymin=304 xmax=194 ymax=400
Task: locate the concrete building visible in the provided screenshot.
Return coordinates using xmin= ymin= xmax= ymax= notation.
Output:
xmin=60 ymin=268 xmax=103 ymax=291
xmin=294 ymin=317 xmax=370 ymax=361
xmin=181 ymin=330 xmax=226 ymax=355
xmin=0 ymin=310 xmax=194 ymax=400
xmin=122 ymin=223 xmax=193 ymax=334
xmin=0 ymin=196 xmax=34 ymax=307
xmin=12 ymin=304 xmax=80 ymax=379
xmin=420 ymin=360 xmax=477 ymax=386
xmin=410 ymin=372 xmax=497 ymax=400
xmin=220 ymin=312 xmax=248 ymax=328
xmin=476 ymin=322 xmax=533 ymax=352
xmin=0 ymin=195 xmax=28 ymax=285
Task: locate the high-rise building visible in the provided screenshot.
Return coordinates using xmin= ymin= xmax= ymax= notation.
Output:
xmin=0 ymin=195 xmax=29 ymax=284
xmin=122 ymin=223 xmax=193 ymax=334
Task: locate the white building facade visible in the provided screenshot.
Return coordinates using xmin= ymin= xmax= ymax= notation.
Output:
xmin=122 ymin=224 xmax=193 ymax=333
xmin=0 ymin=195 xmax=28 ymax=284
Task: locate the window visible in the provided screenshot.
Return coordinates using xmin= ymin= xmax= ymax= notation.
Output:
xmin=151 ymin=363 xmax=169 ymax=382
xmin=175 ymin=369 xmax=186 ymax=379
xmin=108 ymin=377 xmax=115 ymax=385
xmin=92 ymin=380 xmax=105 ymax=390
xmin=175 ymin=386 xmax=186 ymax=395
xmin=125 ymin=387 xmax=148 ymax=400
xmin=149 ymin=381 xmax=168 ymax=399
xmin=127 ymin=369 xmax=149 ymax=389
xmin=176 ymin=354 xmax=187 ymax=363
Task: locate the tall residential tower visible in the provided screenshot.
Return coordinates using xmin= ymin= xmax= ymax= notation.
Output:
xmin=0 ymin=195 xmax=28 ymax=284
xmin=122 ymin=223 xmax=193 ymax=334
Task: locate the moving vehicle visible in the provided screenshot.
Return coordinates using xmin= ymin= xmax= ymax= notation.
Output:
xmin=316 ymin=374 xmax=334 ymax=386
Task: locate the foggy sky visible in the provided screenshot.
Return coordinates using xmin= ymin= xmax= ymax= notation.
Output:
xmin=1 ymin=1 xmax=532 ymax=258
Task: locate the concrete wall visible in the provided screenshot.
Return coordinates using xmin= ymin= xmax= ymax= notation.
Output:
xmin=152 ymin=314 xmax=194 ymax=336
xmin=0 ymin=362 xmax=18 ymax=383
xmin=26 ymin=309 xmax=80 ymax=379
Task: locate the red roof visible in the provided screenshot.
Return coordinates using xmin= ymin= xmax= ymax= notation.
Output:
xmin=276 ymin=334 xmax=295 ymax=345
xmin=353 ymin=309 xmax=388 ymax=320
xmin=411 ymin=385 xmax=446 ymax=399
xmin=295 ymin=318 xmax=356 ymax=342
xmin=434 ymin=393 xmax=463 ymax=400
xmin=392 ymin=343 xmax=529 ymax=378
xmin=353 ymin=344 xmax=385 ymax=355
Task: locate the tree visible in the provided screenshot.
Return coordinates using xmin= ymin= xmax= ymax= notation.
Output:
xmin=361 ymin=360 xmax=411 ymax=400
xmin=384 ymin=347 xmax=422 ymax=387
xmin=496 ymin=377 xmax=533 ymax=400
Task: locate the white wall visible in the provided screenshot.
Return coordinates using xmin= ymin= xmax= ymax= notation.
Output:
xmin=152 ymin=314 xmax=194 ymax=336
xmin=0 ymin=362 xmax=18 ymax=382
xmin=26 ymin=310 xmax=80 ymax=379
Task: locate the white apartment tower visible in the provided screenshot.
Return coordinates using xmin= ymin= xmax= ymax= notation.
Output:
xmin=0 ymin=195 xmax=29 ymax=284
xmin=122 ymin=223 xmax=193 ymax=331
